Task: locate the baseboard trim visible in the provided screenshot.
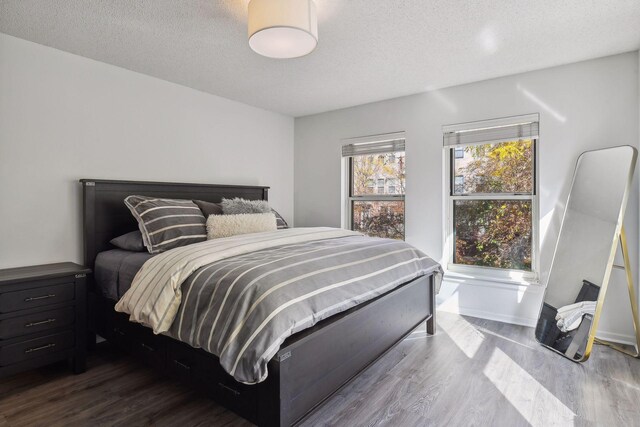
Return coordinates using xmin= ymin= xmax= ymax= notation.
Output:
xmin=438 ymin=277 xmax=637 ymax=345
xmin=595 ymin=330 xmax=638 ymax=346
xmin=438 ymin=305 xmax=538 ymax=328
xmin=439 ymin=306 xmax=637 ymax=346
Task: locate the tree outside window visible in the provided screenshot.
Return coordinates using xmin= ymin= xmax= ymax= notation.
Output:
xmin=350 ymin=151 xmax=405 ymax=240
xmin=451 ymin=140 xmax=535 ymax=271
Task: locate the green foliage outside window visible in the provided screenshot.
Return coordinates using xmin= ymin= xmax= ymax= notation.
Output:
xmin=453 ymin=140 xmax=534 ymax=271
xmin=351 ymin=152 xmax=405 ymax=240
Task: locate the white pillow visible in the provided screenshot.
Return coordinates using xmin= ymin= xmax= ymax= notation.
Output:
xmin=207 ymin=212 xmax=277 ymax=239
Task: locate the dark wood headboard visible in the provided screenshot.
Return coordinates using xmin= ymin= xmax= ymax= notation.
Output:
xmin=80 ymin=179 xmax=269 ymax=270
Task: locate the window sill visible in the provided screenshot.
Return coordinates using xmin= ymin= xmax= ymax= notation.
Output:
xmin=444 ymin=269 xmax=542 ymax=288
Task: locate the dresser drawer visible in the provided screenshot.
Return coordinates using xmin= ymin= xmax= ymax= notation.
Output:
xmin=108 ymin=314 xmax=136 ymax=352
xmin=194 ymin=352 xmax=258 ymax=416
xmin=131 ymin=326 xmax=167 ymax=370
xmin=0 ymin=330 xmax=74 ymax=366
xmin=0 ymin=282 xmax=75 ymax=313
xmin=0 ymin=307 xmax=75 ymax=340
xmin=167 ymin=341 xmax=198 ymax=381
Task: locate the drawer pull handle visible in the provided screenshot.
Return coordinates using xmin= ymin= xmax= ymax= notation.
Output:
xmin=25 ymin=343 xmax=56 ymax=354
xmin=141 ymin=343 xmax=155 ymax=352
xmin=25 ymin=318 xmax=56 ymax=328
xmin=218 ymin=382 xmax=240 ymax=396
xmin=24 ymin=294 xmax=56 ymax=302
xmin=173 ymin=360 xmax=191 ymax=371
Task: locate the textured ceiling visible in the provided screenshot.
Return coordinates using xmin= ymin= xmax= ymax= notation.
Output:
xmin=1 ymin=0 xmax=639 ymax=117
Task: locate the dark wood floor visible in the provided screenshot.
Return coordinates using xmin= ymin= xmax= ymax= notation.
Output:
xmin=2 ymin=312 xmax=639 ymax=426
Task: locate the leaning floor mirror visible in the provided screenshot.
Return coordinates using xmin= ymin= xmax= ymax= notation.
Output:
xmin=535 ymin=145 xmax=640 ymax=361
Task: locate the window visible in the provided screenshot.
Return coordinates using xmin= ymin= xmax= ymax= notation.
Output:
xmin=388 ymin=178 xmax=398 ymax=194
xmin=444 ymin=115 xmax=538 ymax=276
xmin=366 ymin=179 xmax=375 ymax=189
xmin=342 ymin=133 xmax=405 ymax=240
xmin=454 ymin=175 xmax=464 ymax=194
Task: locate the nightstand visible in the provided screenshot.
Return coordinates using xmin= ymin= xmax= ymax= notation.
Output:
xmin=0 ymin=262 xmax=91 ymax=378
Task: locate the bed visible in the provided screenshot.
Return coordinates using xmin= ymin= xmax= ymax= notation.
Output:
xmin=81 ymin=179 xmax=440 ymax=426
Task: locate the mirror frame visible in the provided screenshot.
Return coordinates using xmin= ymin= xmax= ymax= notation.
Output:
xmin=536 ymin=145 xmax=638 ymax=362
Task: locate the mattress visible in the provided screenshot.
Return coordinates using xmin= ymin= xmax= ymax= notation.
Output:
xmin=94 ymin=249 xmax=154 ymax=300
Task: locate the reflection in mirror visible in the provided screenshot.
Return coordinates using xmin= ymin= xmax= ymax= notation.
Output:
xmin=535 ymin=146 xmax=637 ymax=361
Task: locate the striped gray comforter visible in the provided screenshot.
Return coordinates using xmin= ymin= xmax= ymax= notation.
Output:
xmin=117 ymin=228 xmax=441 ymax=384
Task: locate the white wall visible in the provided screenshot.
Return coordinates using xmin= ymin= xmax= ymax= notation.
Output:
xmin=0 ymin=33 xmax=294 ymax=269
xmin=295 ymin=52 xmax=639 ymax=342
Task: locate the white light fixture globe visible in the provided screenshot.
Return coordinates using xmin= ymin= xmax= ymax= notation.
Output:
xmin=248 ymin=0 xmax=318 ymax=59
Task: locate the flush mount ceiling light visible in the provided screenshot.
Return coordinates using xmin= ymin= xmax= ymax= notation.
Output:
xmin=248 ymin=0 xmax=318 ymax=59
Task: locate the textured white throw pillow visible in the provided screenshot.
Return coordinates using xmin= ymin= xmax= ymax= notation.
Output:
xmin=207 ymin=212 xmax=277 ymax=239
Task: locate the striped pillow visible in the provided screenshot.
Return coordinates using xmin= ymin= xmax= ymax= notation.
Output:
xmin=124 ymin=195 xmax=207 ymax=254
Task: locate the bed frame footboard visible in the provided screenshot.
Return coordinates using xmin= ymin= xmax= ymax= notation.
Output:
xmin=261 ymin=273 xmax=434 ymax=426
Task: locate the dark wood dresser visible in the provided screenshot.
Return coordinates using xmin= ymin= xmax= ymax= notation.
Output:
xmin=0 ymin=262 xmax=90 ymax=378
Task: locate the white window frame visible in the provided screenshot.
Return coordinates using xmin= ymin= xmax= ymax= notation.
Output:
xmin=341 ymin=132 xmax=406 ymax=237
xmin=443 ymin=116 xmax=539 ymax=284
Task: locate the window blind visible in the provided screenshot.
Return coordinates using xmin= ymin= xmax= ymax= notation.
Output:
xmin=443 ymin=113 xmax=539 ymax=147
xmin=342 ymin=139 xmax=405 ymax=157
xmin=341 ymin=132 xmax=406 ymax=157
